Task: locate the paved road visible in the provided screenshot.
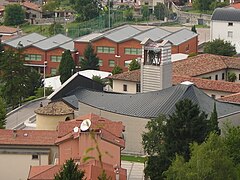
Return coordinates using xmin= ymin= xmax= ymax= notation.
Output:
xmin=6 ymin=98 xmax=50 ymax=129
xmin=122 ymin=161 xmax=145 ymax=180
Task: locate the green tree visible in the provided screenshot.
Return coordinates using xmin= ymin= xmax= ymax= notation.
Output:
xmin=141 ymin=5 xmax=149 ymax=20
xmin=191 ymin=25 xmax=197 ymax=33
xmin=228 ymin=71 xmax=237 ymax=82
xmin=123 ymin=7 xmax=134 ymax=21
xmin=42 ymin=0 xmax=60 ymax=12
xmin=208 ymin=102 xmax=220 ymax=135
xmin=0 ymin=49 xmax=29 ymax=109
xmin=4 ymin=4 xmax=25 ymax=26
xmin=111 ymin=65 xmax=123 ymax=75
xmin=59 ymin=50 xmax=75 ymax=84
xmin=92 ymin=75 xmax=104 ymax=85
xmin=154 ymin=3 xmax=168 ymax=20
xmin=70 ymin=0 xmax=101 ymax=21
xmin=34 ymin=87 xmax=54 ymax=98
xmin=165 ymin=133 xmax=239 ymax=179
xmin=204 ymin=39 xmax=236 ymax=56
xmin=192 ymin=0 xmax=212 ymax=11
xmin=48 ymin=23 xmax=64 ymax=36
xmin=0 ymin=97 xmax=6 ymax=129
xmin=54 ymin=159 xmax=85 ymax=180
xmin=128 ymin=59 xmax=140 ymax=71
xmin=80 ymin=43 xmax=99 ymax=70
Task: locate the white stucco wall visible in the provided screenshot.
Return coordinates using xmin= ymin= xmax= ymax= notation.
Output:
xmin=211 ymin=20 xmax=240 ymax=53
xmin=113 ymin=80 xmax=138 ymax=94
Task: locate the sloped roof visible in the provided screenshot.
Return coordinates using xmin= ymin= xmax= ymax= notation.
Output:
xmin=133 ymin=27 xmax=171 ymax=42
xmin=4 ymin=33 xmax=46 ymax=48
xmin=33 ymin=34 xmax=72 ymax=50
xmin=163 ymin=28 xmax=198 ymax=45
xmin=21 ymin=1 xmax=42 ymax=12
xmin=65 ymin=84 xmax=240 ymax=118
xmin=59 ymin=40 xmax=75 ymax=51
xmin=74 ymin=33 xmax=103 ymax=42
xmin=218 ymin=92 xmax=240 ymax=104
xmin=0 ymin=25 xmax=18 ymax=34
xmin=211 ymin=7 xmax=240 ymax=21
xmin=0 ymin=130 xmax=57 ymax=146
xmin=109 ymin=69 xmax=140 ymax=82
xmin=172 ymin=54 xmax=240 ymax=76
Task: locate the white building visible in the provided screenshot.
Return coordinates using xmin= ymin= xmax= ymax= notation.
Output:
xmin=211 ymin=7 xmax=240 ymax=53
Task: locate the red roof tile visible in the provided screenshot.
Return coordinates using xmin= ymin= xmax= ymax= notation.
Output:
xmin=0 ymin=25 xmax=18 ymax=34
xmin=21 ymin=1 xmax=42 ymax=12
xmin=0 ymin=130 xmax=57 ymax=146
xmin=172 ymin=75 xmax=240 ymax=93
xmin=230 ymin=2 xmax=240 ymax=9
xmin=218 ymin=92 xmax=240 ymax=103
xmin=109 ymin=69 xmax=140 ymax=82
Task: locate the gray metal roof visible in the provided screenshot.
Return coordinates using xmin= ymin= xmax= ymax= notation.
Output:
xmin=133 ymin=27 xmax=171 ymax=42
xmin=60 ymin=40 xmax=75 ymax=51
xmin=65 ymin=84 xmax=240 ymax=118
xmin=163 ymin=28 xmax=197 ymax=45
xmin=212 ymin=8 xmax=240 ymax=21
xmin=74 ymin=33 xmax=103 ymax=42
xmin=4 ymin=33 xmax=46 ymax=48
xmin=33 ymin=34 xmax=72 ymax=50
xmin=104 ymin=26 xmax=141 ymax=43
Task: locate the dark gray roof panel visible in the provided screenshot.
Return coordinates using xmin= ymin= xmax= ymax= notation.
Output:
xmin=211 ymin=8 xmax=240 ymax=21
xmin=62 ymin=95 xmax=79 ymax=109
xmin=65 ymin=84 xmax=240 ymax=118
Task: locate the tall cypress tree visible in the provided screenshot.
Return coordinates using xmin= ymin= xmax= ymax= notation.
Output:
xmin=0 ymin=97 xmax=6 ymax=129
xmin=80 ymin=43 xmax=99 ymax=70
xmin=59 ymin=50 xmax=75 ymax=84
xmin=208 ymin=102 xmax=220 ymax=135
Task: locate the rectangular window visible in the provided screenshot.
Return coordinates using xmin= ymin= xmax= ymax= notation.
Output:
xmin=97 ymin=46 xmax=115 ymax=54
xmin=215 ymin=74 xmax=218 ymax=80
xmin=51 ymin=68 xmax=57 ymax=75
xmin=124 ymin=48 xmax=142 ymax=55
xmin=50 ymin=56 xmax=62 ymax=62
xmin=25 ymin=54 xmax=41 ymax=61
xmin=123 ymin=84 xmax=127 ymax=91
xmin=228 ymin=31 xmax=233 ymax=38
xmin=228 ymin=22 xmax=233 ymax=26
xmin=136 ymin=83 xmax=141 ymax=92
xmin=222 ymin=73 xmax=225 ymax=80
xmin=32 ymin=154 xmax=39 ymax=160
xmin=109 ymin=60 xmax=115 ymax=67
xmin=99 ymin=59 xmax=103 ymax=66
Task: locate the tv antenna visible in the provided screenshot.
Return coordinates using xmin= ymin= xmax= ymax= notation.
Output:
xmin=80 ymin=119 xmax=91 ymax=132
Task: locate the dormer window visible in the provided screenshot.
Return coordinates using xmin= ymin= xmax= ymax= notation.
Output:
xmin=228 ymin=22 xmax=233 ymax=26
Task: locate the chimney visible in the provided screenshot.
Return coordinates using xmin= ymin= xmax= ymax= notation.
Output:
xmin=140 ymin=38 xmax=172 ymax=93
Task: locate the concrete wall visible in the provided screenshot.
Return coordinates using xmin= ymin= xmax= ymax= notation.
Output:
xmin=36 ymin=113 xmax=74 ymax=130
xmin=113 ymin=80 xmax=138 ymax=93
xmin=76 ymin=102 xmax=149 ymax=155
xmin=211 ymin=20 xmax=240 ymax=53
xmin=0 ymin=153 xmax=48 ymax=180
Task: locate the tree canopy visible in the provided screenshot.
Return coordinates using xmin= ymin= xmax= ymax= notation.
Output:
xmin=128 ymin=59 xmax=140 ymax=71
xmin=0 ymin=97 xmax=6 ymax=129
xmin=4 ymin=4 xmax=25 ymax=26
xmin=204 ymin=39 xmax=236 ymax=56
xmin=59 ymin=50 xmax=75 ymax=84
xmin=80 ymin=43 xmax=99 ymax=70
xmin=54 ymin=159 xmax=85 ymax=180
xmin=111 ymin=65 xmax=123 ymax=75
xmin=154 ymin=3 xmax=168 ymax=20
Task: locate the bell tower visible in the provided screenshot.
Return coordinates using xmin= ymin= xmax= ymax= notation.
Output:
xmin=140 ymin=38 xmax=172 ymax=93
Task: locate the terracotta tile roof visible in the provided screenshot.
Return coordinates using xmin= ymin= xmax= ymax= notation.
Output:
xmin=173 ymin=54 xmax=233 ymax=76
xmin=21 ymin=1 xmax=42 ymax=12
xmin=0 ymin=25 xmax=18 ymax=34
xmin=230 ymin=3 xmax=240 ymax=9
xmin=0 ymin=5 xmax=4 ymax=11
xmin=109 ymin=69 xmax=140 ymax=82
xmin=0 ymin=130 xmax=57 ymax=146
xmin=34 ymin=101 xmax=74 ymax=116
xmin=56 ymin=113 xmax=125 ymax=148
xmin=173 ymin=75 xmax=240 ymax=93
xmin=28 ymin=160 xmax=127 ymax=180
xmin=218 ymin=92 xmax=240 ymax=104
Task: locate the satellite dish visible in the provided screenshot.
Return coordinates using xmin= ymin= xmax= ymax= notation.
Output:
xmin=73 ymin=126 xmax=79 ymax=133
xmin=80 ymin=119 xmax=91 ymax=132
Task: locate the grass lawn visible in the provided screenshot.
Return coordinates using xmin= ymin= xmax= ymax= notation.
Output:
xmin=20 ymin=23 xmax=51 ymax=36
xmin=121 ymin=155 xmax=146 ymax=163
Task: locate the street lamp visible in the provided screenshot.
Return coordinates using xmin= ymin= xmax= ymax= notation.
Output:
xmin=43 ymin=61 xmax=47 ymax=98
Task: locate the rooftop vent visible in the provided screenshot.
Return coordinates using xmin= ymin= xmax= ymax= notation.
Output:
xmin=180 ymin=81 xmax=194 ymax=86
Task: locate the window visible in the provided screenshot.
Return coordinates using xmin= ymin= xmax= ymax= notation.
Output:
xmin=228 ymin=22 xmax=233 ymax=26
xmin=222 ymin=73 xmax=225 ymax=80
xmin=215 ymin=74 xmax=218 ymax=80
xmin=123 ymin=84 xmax=127 ymax=91
xmin=51 ymin=56 xmax=62 ymax=62
xmin=124 ymin=60 xmax=130 ymax=67
xmin=51 ymin=68 xmax=57 ymax=75
xmin=32 ymin=154 xmax=39 ymax=160
xmin=99 ymin=60 xmax=103 ymax=66
xmin=25 ymin=54 xmax=41 ymax=61
xmin=228 ymin=31 xmax=233 ymax=38
xmin=124 ymin=48 xmax=142 ymax=55
xmin=136 ymin=83 xmax=141 ymax=92
xmin=97 ymin=46 xmax=115 ymax=54
xmin=202 ymin=76 xmax=211 ymax=80
xmin=109 ymin=60 xmax=115 ymax=67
